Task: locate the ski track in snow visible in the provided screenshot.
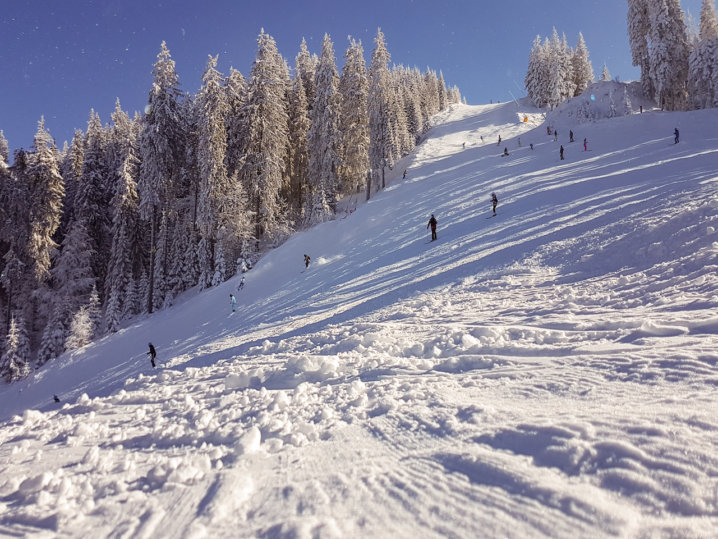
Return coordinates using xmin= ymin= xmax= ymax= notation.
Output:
xmin=2 ymin=91 xmax=718 ymax=537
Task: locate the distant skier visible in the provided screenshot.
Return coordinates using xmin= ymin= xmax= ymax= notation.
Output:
xmin=304 ymin=254 xmax=311 ymax=269
xmin=502 ymin=147 xmax=509 ymax=157
xmin=518 ymin=138 xmax=522 ymax=147
xmin=53 ymin=394 xmax=60 ymax=403
xmin=462 ymin=142 xmax=466 ymax=149
xmin=530 ymin=143 xmax=534 ymax=150
xmin=230 ymin=293 xmax=236 ymax=313
xmin=147 ymin=343 xmax=157 ymax=368
xmin=569 ymin=130 xmax=574 ymax=142
xmin=497 ymin=135 xmax=502 ymax=146
xmin=480 ymin=135 xmax=484 ymax=143
xmin=237 ymin=275 xmax=245 ymax=291
xmin=560 ymin=145 xmax=565 ymax=160
xmin=583 ymin=138 xmax=587 ymax=151
xmin=403 ymin=169 xmax=407 ymax=179
xmin=554 ymin=130 xmax=558 ymax=142
xmin=427 ymin=214 xmax=438 ymax=241
xmin=674 ymin=128 xmax=679 ymax=144
xmin=491 ymin=192 xmax=498 ymax=216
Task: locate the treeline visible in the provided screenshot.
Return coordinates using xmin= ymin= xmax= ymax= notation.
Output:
xmin=0 ymin=28 xmax=460 ymax=381
xmin=525 ymin=1 xmax=718 ymax=112
xmin=628 ymin=0 xmax=718 ymax=111
xmin=524 ymin=30 xmax=596 ymax=110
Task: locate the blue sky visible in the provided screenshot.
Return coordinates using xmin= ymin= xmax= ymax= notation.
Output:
xmin=0 ymin=0 xmax=704 ymax=153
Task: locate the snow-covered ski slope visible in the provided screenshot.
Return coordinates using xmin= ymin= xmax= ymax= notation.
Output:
xmin=2 ymin=91 xmax=718 ymax=538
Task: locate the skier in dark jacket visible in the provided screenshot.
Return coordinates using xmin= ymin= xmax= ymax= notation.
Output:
xmin=674 ymin=128 xmax=679 ymax=144
xmin=304 ymin=254 xmax=311 ymax=268
xmin=427 ymin=214 xmax=438 ymax=241
xmin=147 ymin=343 xmax=157 ymax=368
xmin=491 ymin=193 xmax=498 ymax=216
xmin=560 ymin=145 xmax=565 ymax=160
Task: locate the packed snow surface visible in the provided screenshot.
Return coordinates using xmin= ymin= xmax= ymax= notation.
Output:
xmin=1 ymin=93 xmax=718 ymax=538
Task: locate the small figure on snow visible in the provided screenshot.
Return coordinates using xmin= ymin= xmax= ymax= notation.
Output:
xmin=502 ymin=147 xmax=509 ymax=157
xmin=427 ymin=214 xmax=438 ymax=241
xmin=462 ymin=142 xmax=466 ymax=149
xmin=403 ymin=169 xmax=407 ymax=179
xmin=230 ymin=293 xmax=237 ymax=313
xmin=583 ymin=138 xmax=588 ymax=151
xmin=491 ymin=193 xmax=498 ymax=216
xmin=530 ymin=143 xmax=534 ymax=151
xmin=518 ymin=138 xmax=522 ymax=147
xmin=53 ymin=394 xmax=60 ymax=403
xmin=569 ymin=130 xmax=574 ymax=142
xmin=237 ymin=275 xmax=245 ymax=291
xmin=560 ymin=145 xmax=565 ymax=160
xmin=674 ymin=128 xmax=679 ymax=144
xmin=147 ymin=343 xmax=157 ymax=368
xmin=554 ymin=130 xmax=558 ymax=142
xmin=480 ymin=135 xmax=484 ymax=143
xmin=497 ymin=135 xmax=502 ymax=146
xmin=304 ymin=254 xmax=311 ymax=269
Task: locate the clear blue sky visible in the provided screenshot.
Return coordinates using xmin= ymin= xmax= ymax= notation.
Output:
xmin=0 ymin=0 xmax=703 ymax=153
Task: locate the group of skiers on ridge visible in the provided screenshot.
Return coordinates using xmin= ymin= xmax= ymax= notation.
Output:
xmin=140 ymin=119 xmax=683 ymax=369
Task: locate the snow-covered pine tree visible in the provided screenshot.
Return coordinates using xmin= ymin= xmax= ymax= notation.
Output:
xmin=628 ymin=0 xmax=655 ymax=100
xmin=601 ymin=63 xmax=612 ymax=82
xmin=75 ymin=111 xmax=110 ymax=301
xmin=1 ymin=315 xmax=30 ymax=382
xmin=37 ymin=218 xmax=96 ymax=365
xmin=225 ymin=68 xmax=248 ymax=183
xmin=390 ymin=68 xmax=414 ymax=157
xmin=338 ymin=38 xmax=369 ymax=197
xmin=64 ymin=306 xmax=92 ymax=352
xmin=648 ymin=0 xmax=690 ymax=110
xmin=241 ymin=30 xmax=290 ymax=246
xmin=138 ymin=41 xmax=186 ymax=312
xmin=306 ymin=34 xmax=342 ymax=225
xmin=211 ymin=243 xmax=226 ymax=287
xmin=525 ymin=35 xmax=548 ymax=108
xmin=368 ymin=28 xmax=399 ymax=195
xmin=0 ymin=130 xmax=8 ymax=164
xmin=688 ymin=0 xmax=718 ymax=108
xmin=437 ymin=71 xmax=448 ymax=111
xmin=196 ymin=55 xmax=230 ymax=288
xmin=27 ymin=117 xmax=64 ymax=285
xmin=296 ymin=38 xmax=318 ymax=112
xmin=104 ymin=106 xmax=140 ymax=332
xmin=58 ymin=130 xmax=84 ymax=239
xmin=571 ymin=32 xmax=594 ymax=96
xmin=152 ymin=212 xmax=169 ymax=309
xmin=287 ymin=72 xmax=311 ymax=219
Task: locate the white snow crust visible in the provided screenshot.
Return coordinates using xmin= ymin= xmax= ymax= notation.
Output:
xmin=1 ymin=91 xmax=718 ymax=538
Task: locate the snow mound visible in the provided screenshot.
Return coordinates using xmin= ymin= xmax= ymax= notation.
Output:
xmin=548 ymin=81 xmax=655 ymax=124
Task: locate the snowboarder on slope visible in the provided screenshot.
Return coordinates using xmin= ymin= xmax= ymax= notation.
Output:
xmin=560 ymin=145 xmax=565 ymax=160
xmin=304 ymin=254 xmax=311 ymax=269
xmin=491 ymin=193 xmax=498 ymax=216
xmin=427 ymin=214 xmax=438 ymax=241
xmin=674 ymin=128 xmax=679 ymax=144
xmin=502 ymin=147 xmax=509 ymax=157
xmin=230 ymin=294 xmax=237 ymax=312
xmin=147 ymin=343 xmax=157 ymax=368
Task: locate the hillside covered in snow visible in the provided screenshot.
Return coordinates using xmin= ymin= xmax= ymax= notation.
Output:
xmin=1 ymin=90 xmax=718 ymax=537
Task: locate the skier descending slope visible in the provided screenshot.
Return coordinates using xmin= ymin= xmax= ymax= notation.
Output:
xmin=427 ymin=214 xmax=438 ymax=241
xmin=491 ymin=192 xmax=498 ymax=216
